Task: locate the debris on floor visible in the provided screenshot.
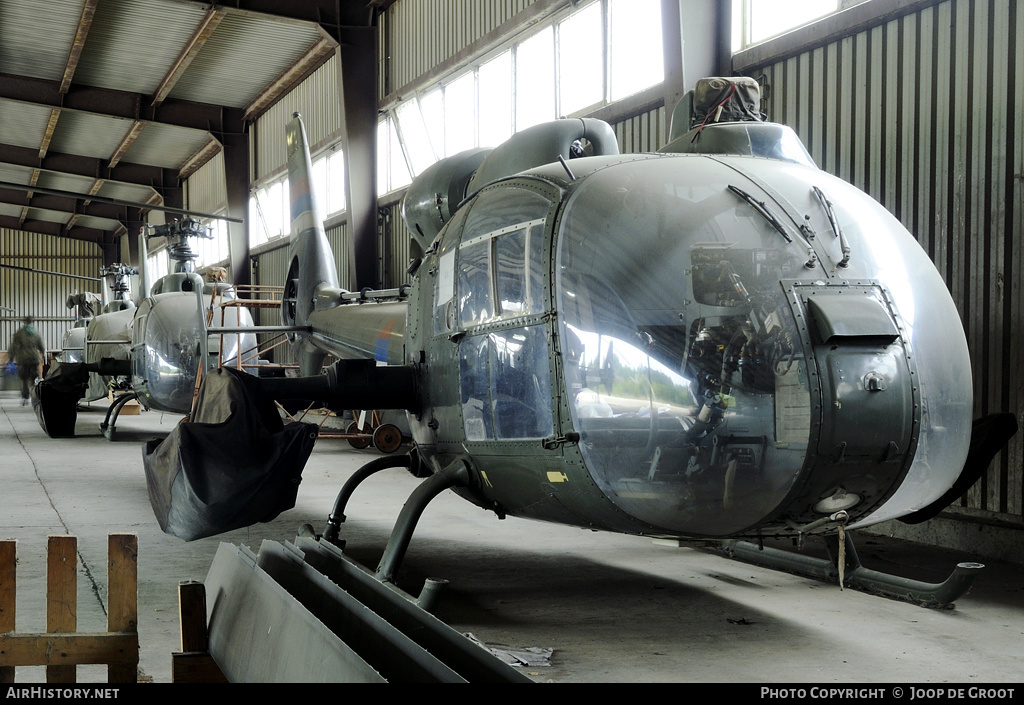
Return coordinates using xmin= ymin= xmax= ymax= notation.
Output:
xmin=465 ymin=633 xmax=553 ymax=667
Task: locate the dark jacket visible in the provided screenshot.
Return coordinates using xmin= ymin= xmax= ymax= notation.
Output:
xmin=8 ymin=326 xmax=46 ymax=373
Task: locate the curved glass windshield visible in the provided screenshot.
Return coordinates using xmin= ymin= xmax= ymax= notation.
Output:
xmin=556 ymin=156 xmax=815 ymax=536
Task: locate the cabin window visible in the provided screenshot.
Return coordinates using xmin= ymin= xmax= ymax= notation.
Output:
xmin=456 ymin=187 xmax=549 ymax=328
xmin=459 ymin=325 xmax=554 ymax=440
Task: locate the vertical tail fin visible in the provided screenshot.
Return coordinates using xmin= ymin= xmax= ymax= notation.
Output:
xmin=283 ymin=113 xmax=341 ymax=374
xmin=137 ymin=227 xmax=150 ymax=302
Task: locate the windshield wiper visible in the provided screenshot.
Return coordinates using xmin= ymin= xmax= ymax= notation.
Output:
xmin=812 ymin=186 xmax=851 ymax=268
xmin=728 ymin=185 xmax=817 ymax=268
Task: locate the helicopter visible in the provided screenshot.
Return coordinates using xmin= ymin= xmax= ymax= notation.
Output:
xmin=60 ymin=262 xmax=139 ymax=404
xmin=34 ymin=217 xmax=258 ymax=438
xmin=145 ymin=77 xmax=1014 ymax=602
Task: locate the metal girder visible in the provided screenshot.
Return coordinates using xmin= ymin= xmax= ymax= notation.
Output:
xmin=185 ymin=0 xmax=377 ymax=31
xmin=0 ymin=187 xmax=127 ymax=223
xmin=335 ymin=31 xmax=380 ymax=289
xmin=152 ymin=7 xmax=227 ymax=107
xmin=0 ymin=0 xmax=380 ymax=255
xmin=60 ymin=0 xmax=100 ymax=94
xmin=0 ymin=180 xmax=237 ymax=223
xmin=0 ymin=142 xmax=181 ymax=206
xmin=0 ymin=214 xmax=109 ymax=245
xmin=0 ymin=73 xmax=245 ymax=138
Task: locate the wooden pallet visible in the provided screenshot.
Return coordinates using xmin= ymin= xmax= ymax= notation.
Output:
xmin=0 ymin=534 xmax=138 ymax=683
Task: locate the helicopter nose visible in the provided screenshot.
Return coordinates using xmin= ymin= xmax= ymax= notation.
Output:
xmin=778 ymin=284 xmax=918 ymax=527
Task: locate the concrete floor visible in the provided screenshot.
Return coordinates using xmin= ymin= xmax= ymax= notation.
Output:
xmin=2 ymin=391 xmax=1022 ymax=683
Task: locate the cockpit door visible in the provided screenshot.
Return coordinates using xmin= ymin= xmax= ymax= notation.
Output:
xmin=444 ymin=183 xmax=560 ymax=444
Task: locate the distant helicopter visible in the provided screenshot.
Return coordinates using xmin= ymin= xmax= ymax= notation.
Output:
xmin=61 ymin=262 xmax=138 ymax=404
xmin=147 ymin=78 xmax=1014 ymax=603
xmin=34 ymin=218 xmax=257 ymax=438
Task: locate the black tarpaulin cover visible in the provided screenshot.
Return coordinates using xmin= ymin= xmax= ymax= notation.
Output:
xmin=33 ymin=361 xmax=89 ymax=438
xmin=144 ymin=366 xmax=319 ymax=541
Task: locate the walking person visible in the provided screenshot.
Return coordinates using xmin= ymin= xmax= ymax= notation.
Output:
xmin=8 ymin=316 xmax=46 ymax=405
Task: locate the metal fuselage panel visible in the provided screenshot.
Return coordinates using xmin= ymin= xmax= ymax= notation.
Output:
xmin=404 ymin=152 xmax=971 ymax=539
xmin=71 ymin=307 xmax=135 ymax=402
xmin=61 ymin=326 xmax=87 ymax=364
xmin=307 ymin=301 xmax=408 ymax=365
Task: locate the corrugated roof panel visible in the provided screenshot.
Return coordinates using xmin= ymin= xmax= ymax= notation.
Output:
xmin=0 ymin=99 xmax=53 ymax=150
xmin=1 ymin=0 xmax=351 ymax=244
xmin=34 ymin=171 xmax=96 ymax=193
xmin=1 ymin=165 xmax=158 ymax=207
xmin=170 ymin=12 xmax=324 ymax=108
xmin=73 ymin=0 xmax=209 ymax=94
xmin=0 ymin=0 xmax=83 ymax=81
xmin=96 ymin=181 xmax=160 ymax=205
xmin=26 ymin=207 xmax=71 ymax=225
xmin=0 ymin=163 xmax=35 ymax=186
xmin=74 ymin=215 xmax=125 ymax=232
xmin=123 ymin=121 xmax=211 ymax=169
xmin=49 ymin=110 xmax=135 ymax=160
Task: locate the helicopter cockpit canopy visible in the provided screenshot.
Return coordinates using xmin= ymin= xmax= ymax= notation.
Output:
xmin=555 ymin=155 xmax=821 ymax=536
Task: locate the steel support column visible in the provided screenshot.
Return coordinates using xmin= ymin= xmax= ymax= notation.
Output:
xmin=336 ymin=30 xmax=380 ymax=289
xmin=674 ymin=0 xmax=733 ymax=90
xmin=223 ymin=134 xmax=251 ymax=287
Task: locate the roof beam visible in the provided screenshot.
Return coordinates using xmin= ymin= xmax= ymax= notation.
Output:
xmin=0 ymin=73 xmax=245 ymax=138
xmin=178 ymin=138 xmax=223 ymax=182
xmin=242 ymin=35 xmax=336 ymax=121
xmin=173 ymin=1 xmax=375 ymax=31
xmin=39 ymin=109 xmax=62 ymax=159
xmin=108 ymin=120 xmax=146 ymax=169
xmin=16 ymin=170 xmax=41 ymax=227
xmin=60 ymin=0 xmax=99 ymax=93
xmin=80 ymin=178 xmax=105 ymax=207
xmin=0 ymin=179 xmax=237 ymax=223
xmin=152 ymin=7 xmax=227 ymax=107
xmin=0 ymin=188 xmax=128 ymax=223
xmin=0 ymin=214 xmax=108 ymax=245
xmin=0 ymin=141 xmax=181 ymax=202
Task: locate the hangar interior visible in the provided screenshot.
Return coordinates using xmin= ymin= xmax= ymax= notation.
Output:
xmin=1 ymin=0 xmax=1022 ymax=684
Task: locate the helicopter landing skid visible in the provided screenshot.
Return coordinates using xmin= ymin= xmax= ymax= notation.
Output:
xmin=314 ymin=453 xmax=415 ymax=550
xmin=99 ymin=391 xmax=139 ymax=441
xmin=719 ymin=535 xmax=984 ymax=608
xmin=304 ymin=454 xmax=471 ymax=590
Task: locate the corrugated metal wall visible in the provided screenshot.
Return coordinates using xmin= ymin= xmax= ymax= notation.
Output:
xmin=246 ymin=0 xmax=568 ymax=300
xmin=740 ymin=0 xmax=1023 ymax=522
xmin=186 ymin=152 xmax=227 ymax=215
xmin=380 ymin=0 xmax=545 ymax=96
xmin=613 ymin=106 xmax=668 ymax=153
xmin=381 ymin=203 xmax=415 ymax=288
xmin=1 ymin=228 xmax=103 ymax=355
xmin=252 ymin=56 xmax=343 ymax=183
